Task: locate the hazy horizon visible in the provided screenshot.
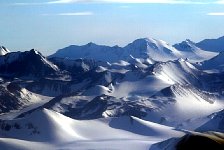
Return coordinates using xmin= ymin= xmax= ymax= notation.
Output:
xmin=1 ymin=0 xmax=224 ymax=55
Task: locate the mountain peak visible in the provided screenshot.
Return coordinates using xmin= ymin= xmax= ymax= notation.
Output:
xmin=0 ymin=46 xmax=10 ymax=55
xmin=185 ymin=39 xmax=195 ymax=44
xmin=30 ymin=48 xmax=40 ymax=54
xmin=132 ymin=37 xmax=158 ymax=45
xmin=28 ymin=49 xmax=45 ymax=58
xmin=85 ymin=42 xmax=97 ymax=47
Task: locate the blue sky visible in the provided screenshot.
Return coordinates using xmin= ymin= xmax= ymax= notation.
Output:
xmin=0 ymin=0 xmax=224 ymax=55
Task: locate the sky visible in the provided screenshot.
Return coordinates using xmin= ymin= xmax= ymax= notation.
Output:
xmin=0 ymin=0 xmax=224 ymax=55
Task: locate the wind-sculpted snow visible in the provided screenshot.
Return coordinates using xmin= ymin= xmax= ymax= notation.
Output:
xmin=0 ymin=109 xmax=184 ymax=150
xmin=152 ymin=59 xmax=201 ymax=85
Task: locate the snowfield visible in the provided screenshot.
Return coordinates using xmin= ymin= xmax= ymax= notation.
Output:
xmin=0 ymin=109 xmax=184 ymax=150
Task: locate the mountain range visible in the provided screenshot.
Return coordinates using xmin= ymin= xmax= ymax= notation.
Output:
xmin=0 ymin=36 xmax=224 ymax=150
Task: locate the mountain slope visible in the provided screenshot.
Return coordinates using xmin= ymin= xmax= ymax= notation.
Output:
xmin=196 ymin=36 xmax=224 ymax=52
xmin=197 ymin=109 xmax=224 ymax=132
xmin=0 ymin=83 xmax=41 ymax=114
xmin=199 ymin=52 xmax=224 ymax=72
xmin=0 ymin=49 xmax=59 ymax=78
xmin=152 ymin=59 xmax=201 ymax=85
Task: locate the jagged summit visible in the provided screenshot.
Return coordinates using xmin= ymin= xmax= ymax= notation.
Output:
xmin=174 ymin=39 xmax=199 ymax=52
xmin=0 ymin=46 xmax=10 ymax=55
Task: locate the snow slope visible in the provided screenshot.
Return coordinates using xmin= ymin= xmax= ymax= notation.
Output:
xmin=197 ymin=109 xmax=224 ymax=132
xmin=0 ymin=109 xmax=184 ymax=150
xmin=152 ymin=59 xmax=200 ymax=85
xmin=123 ymin=38 xmax=181 ymax=62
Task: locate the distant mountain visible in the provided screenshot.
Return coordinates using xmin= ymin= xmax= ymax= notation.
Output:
xmin=123 ymin=38 xmax=182 ymax=61
xmin=0 ymin=49 xmax=59 ymax=78
xmin=49 ymin=42 xmax=125 ymax=63
xmin=0 ymin=46 xmax=10 ymax=55
xmin=50 ymin=37 xmax=221 ymax=63
xmin=199 ymin=51 xmax=224 ymax=72
xmin=49 ymin=38 xmax=183 ymax=62
xmin=196 ymin=36 xmax=224 ymax=52
xmin=174 ymin=39 xmax=217 ymax=61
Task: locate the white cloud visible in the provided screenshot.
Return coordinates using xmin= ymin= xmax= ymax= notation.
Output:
xmin=45 ymin=0 xmax=210 ymax=4
xmin=47 ymin=0 xmax=78 ymax=4
xmin=58 ymin=12 xmax=93 ymax=15
xmin=215 ymin=0 xmax=224 ymax=4
xmin=12 ymin=0 xmax=224 ymax=5
xmin=207 ymin=12 xmax=224 ymax=16
xmin=43 ymin=11 xmax=93 ymax=16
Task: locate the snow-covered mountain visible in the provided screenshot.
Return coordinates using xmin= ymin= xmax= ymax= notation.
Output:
xmin=123 ymin=38 xmax=181 ymax=61
xmin=0 ymin=36 xmax=224 ymax=150
xmin=0 ymin=49 xmax=59 ymax=78
xmin=49 ymin=38 xmax=183 ymax=62
xmin=0 ymin=46 xmax=10 ymax=55
xmin=0 ymin=82 xmax=41 ymax=114
xmin=196 ymin=36 xmax=224 ymax=52
xmin=50 ymin=37 xmax=221 ymax=63
xmin=174 ymin=39 xmax=217 ymax=62
xmin=49 ymin=42 xmax=125 ymax=63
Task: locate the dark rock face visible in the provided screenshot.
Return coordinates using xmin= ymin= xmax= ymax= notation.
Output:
xmin=0 ymin=49 xmax=59 ymax=78
xmin=176 ymin=134 xmax=224 ymax=150
xmin=0 ymin=84 xmax=23 ymax=113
